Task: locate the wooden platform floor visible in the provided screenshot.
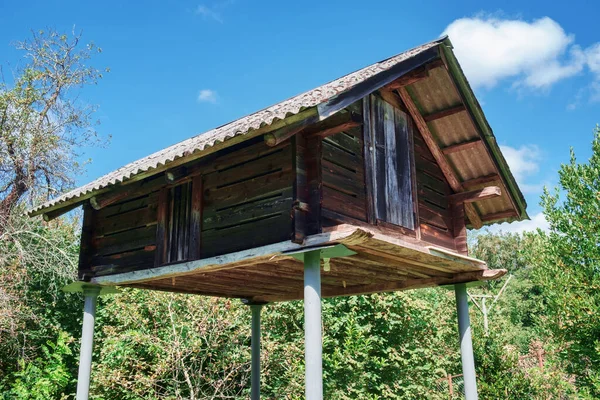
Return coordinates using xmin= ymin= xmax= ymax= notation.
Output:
xmin=93 ymin=225 xmax=505 ymax=302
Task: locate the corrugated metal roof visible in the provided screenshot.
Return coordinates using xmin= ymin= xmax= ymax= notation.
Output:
xmin=407 ymin=58 xmax=525 ymax=224
xmin=28 ymin=38 xmax=444 ymax=217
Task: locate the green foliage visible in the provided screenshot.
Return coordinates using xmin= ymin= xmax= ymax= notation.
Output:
xmin=0 ymin=208 xmax=81 ymax=393
xmin=1 ymin=331 xmax=73 ymax=400
xmin=537 ymin=126 xmax=600 ymax=396
xmin=91 ymin=289 xmax=250 ymax=399
xmin=474 ymin=331 xmax=577 ymax=399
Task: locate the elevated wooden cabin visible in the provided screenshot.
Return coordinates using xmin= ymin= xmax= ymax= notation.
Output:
xmin=30 ymin=37 xmax=527 ymax=303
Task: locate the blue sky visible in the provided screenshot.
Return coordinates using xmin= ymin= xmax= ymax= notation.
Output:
xmin=1 ymin=0 xmax=599 ymax=232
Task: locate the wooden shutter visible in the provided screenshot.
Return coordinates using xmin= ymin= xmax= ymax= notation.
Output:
xmin=155 ymin=177 xmax=202 ymax=266
xmin=370 ymin=95 xmax=415 ymax=230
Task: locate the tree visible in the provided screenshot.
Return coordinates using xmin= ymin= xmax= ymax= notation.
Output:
xmin=0 ymin=28 xmax=107 ymax=223
xmin=0 ymin=29 xmax=106 ymax=396
xmin=538 ymin=125 xmax=600 ymax=396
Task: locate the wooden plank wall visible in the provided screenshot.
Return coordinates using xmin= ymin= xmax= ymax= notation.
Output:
xmin=80 ymin=99 xmax=462 ymax=279
xmin=321 ymin=101 xmax=368 ymax=226
xmin=413 ymin=128 xmax=457 ymax=250
xmin=83 ymin=178 xmax=162 ymax=278
xmin=201 ymin=138 xmax=294 ymax=258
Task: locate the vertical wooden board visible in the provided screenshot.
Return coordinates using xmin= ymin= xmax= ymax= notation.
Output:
xmin=452 ymin=203 xmax=468 ymax=255
xmin=408 ymin=118 xmax=420 ymax=239
xmin=155 ymin=188 xmax=169 ymax=267
xmin=292 ymin=134 xmax=308 ymax=243
xmin=306 ymin=136 xmax=322 ymax=234
xmin=383 ymin=100 xmax=400 ymax=224
xmin=168 ymin=185 xmax=180 ymax=262
xmin=176 ymin=183 xmax=188 ymax=261
xmin=362 ymin=97 xmax=376 ymax=224
xmin=78 ymin=204 xmax=95 ymax=279
xmin=370 ymin=95 xmax=388 ymax=222
xmin=189 ymin=175 xmax=203 ymax=260
xmin=393 ymin=109 xmax=415 ymax=230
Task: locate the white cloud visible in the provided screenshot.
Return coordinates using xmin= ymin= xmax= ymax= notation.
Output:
xmin=196 ymin=5 xmax=223 ymax=23
xmin=197 ymin=89 xmax=218 ymax=103
xmin=488 ymin=212 xmax=549 ymax=234
xmin=196 ymin=1 xmax=234 ymax=23
xmin=499 ymin=144 xmax=542 ymax=194
xmin=443 ymin=16 xmax=600 ymax=95
xmin=585 ymin=44 xmax=600 ymax=101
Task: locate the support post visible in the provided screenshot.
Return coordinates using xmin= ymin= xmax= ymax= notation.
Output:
xmin=76 ymin=285 xmax=101 ymax=400
xmin=250 ymin=304 xmax=264 ymax=400
xmin=455 ymin=283 xmax=478 ymax=400
xmin=304 ymin=250 xmax=323 ymax=400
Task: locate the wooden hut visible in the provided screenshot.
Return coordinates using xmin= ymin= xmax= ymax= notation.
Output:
xmin=30 ymin=36 xmax=527 ymax=400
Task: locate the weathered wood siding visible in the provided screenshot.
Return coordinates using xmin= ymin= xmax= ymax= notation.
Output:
xmin=369 ymin=95 xmax=415 ymax=230
xmin=81 ymin=181 xmax=161 ymax=278
xmin=321 ymin=101 xmax=368 ymax=225
xmin=413 ymin=128 xmax=456 ymax=250
xmin=79 ymin=97 xmax=465 ymax=280
xmin=200 ymin=138 xmax=294 ymax=258
xmin=80 ymin=136 xmax=294 ymax=278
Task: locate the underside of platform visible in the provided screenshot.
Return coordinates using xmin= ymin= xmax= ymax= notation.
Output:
xmin=91 ymin=225 xmax=506 ymax=302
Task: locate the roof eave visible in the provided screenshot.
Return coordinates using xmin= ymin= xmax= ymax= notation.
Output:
xmin=439 ymin=38 xmax=529 ymax=224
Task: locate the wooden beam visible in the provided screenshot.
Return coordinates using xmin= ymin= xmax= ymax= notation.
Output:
xmin=264 ymin=113 xmax=320 ymax=147
xmin=292 ymin=134 xmax=308 ymax=243
xmin=377 ymin=89 xmax=407 ymax=112
xmin=423 ymin=104 xmax=466 ymax=122
xmin=385 ymin=58 xmax=445 ymax=90
xmin=397 ymin=86 xmax=483 ymax=228
xmin=442 ymin=139 xmax=482 ymax=155
xmin=42 ymin=201 xmax=81 ymax=221
xmin=303 ymin=111 xmax=362 ymax=139
xmin=253 ymin=269 xmax=507 ymax=302
xmin=449 ymin=186 xmax=501 ymax=205
xmin=452 ymin=202 xmax=468 ymax=255
xmin=318 ymin=47 xmax=440 ymax=119
xmin=77 ymin=204 xmax=95 ymax=280
xmin=481 ymin=210 xmax=519 ymax=222
xmin=462 ymin=173 xmax=500 ymax=189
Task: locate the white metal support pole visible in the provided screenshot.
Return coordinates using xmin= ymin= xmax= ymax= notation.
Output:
xmin=250 ymin=303 xmax=263 ymax=400
xmin=304 ymin=250 xmax=323 ymax=400
xmin=76 ymin=285 xmax=101 ymax=400
xmin=455 ymin=283 xmax=478 ymax=400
